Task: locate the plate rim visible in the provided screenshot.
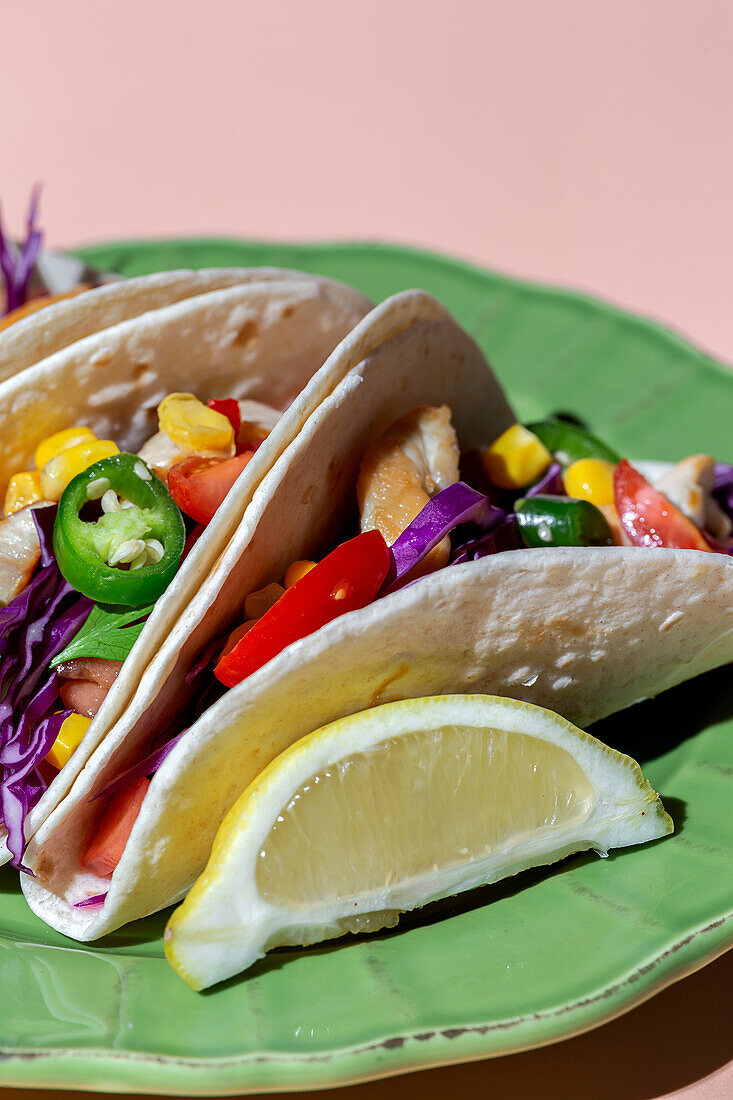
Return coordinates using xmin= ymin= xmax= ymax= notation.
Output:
xmin=1 ymin=916 xmax=731 ymax=1095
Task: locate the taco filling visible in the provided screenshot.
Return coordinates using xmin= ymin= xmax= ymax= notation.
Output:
xmin=79 ymin=406 xmax=733 ymax=885
xmin=0 ymin=392 xmax=279 ymax=866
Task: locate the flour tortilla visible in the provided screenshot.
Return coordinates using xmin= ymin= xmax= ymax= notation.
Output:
xmin=22 ymin=311 xmax=515 ymax=936
xmin=0 ymin=267 xmax=323 ymax=383
xmin=0 ymin=272 xmax=375 ymax=864
xmin=27 ymin=304 xmax=731 ymax=942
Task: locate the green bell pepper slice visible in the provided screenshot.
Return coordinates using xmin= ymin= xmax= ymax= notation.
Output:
xmin=515 ymin=494 xmax=615 ymax=549
xmin=53 ymin=453 xmax=186 ymax=606
xmin=527 ymin=418 xmax=621 ymax=466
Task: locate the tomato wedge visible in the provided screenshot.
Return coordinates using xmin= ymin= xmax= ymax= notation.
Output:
xmin=614 ymin=459 xmax=713 ymax=551
xmin=168 ymin=451 xmax=254 ymax=526
xmin=215 ymin=530 xmax=390 ymax=688
xmin=81 ymin=777 xmax=150 ymax=877
xmin=208 ymin=398 xmax=241 ymax=439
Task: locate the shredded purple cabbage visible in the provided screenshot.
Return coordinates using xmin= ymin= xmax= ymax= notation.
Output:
xmin=382 ymin=482 xmax=503 ymax=593
xmin=713 ymin=463 xmax=733 ymax=490
xmin=451 ymin=515 xmax=523 ymax=563
xmin=73 ymin=892 xmax=108 ymax=909
xmin=0 ymin=187 xmax=43 ymax=316
xmin=184 ymin=638 xmax=222 ymax=685
xmin=525 ymin=461 xmax=563 ymax=498
xmin=713 ymin=463 xmax=733 ymax=522
xmin=0 ymin=506 xmax=93 ymax=867
xmin=91 ymin=732 xmax=184 ymax=803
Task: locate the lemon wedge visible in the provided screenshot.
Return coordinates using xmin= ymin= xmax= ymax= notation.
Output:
xmin=165 ymin=695 xmax=672 ymax=990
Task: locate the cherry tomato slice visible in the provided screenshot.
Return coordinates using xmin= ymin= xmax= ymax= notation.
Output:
xmin=614 ymin=459 xmax=713 ymax=551
xmin=168 ymin=451 xmax=254 ymax=526
xmin=214 ymin=530 xmax=390 ymax=688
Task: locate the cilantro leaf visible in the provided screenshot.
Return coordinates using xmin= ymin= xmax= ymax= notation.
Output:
xmin=50 ymin=602 xmax=156 ymax=666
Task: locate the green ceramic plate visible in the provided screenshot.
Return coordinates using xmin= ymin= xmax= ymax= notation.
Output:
xmin=1 ymin=240 xmax=732 ymax=1094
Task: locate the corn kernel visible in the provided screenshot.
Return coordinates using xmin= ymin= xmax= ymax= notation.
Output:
xmin=40 ymin=439 xmax=120 ymax=501
xmin=482 ymin=424 xmax=552 ymax=490
xmin=158 ymin=393 xmax=235 ymax=458
xmin=220 ymin=619 xmax=258 ymax=659
xmin=244 ymin=582 xmax=285 ymax=620
xmin=45 ymin=713 xmax=92 ymax=770
xmin=34 ymin=426 xmax=97 ymax=472
xmin=284 ymin=559 xmax=317 ymax=588
xmin=4 ymin=471 xmax=43 ymax=516
xmin=564 ymin=459 xmax=616 ymax=506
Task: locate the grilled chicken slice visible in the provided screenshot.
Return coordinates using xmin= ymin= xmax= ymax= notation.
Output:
xmin=657 ymin=454 xmax=731 ymax=542
xmin=0 ymin=508 xmax=41 ymax=607
xmin=357 ymin=405 xmax=460 ymax=579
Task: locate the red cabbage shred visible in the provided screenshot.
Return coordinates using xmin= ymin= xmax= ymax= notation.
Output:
xmin=0 ymin=506 xmax=92 ymax=868
xmin=382 ymin=482 xmax=504 ymax=593
xmin=0 ymin=186 xmax=43 ymax=316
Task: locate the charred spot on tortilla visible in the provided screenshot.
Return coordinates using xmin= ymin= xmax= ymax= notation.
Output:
xmin=233 ymin=319 xmax=259 ymax=348
xmin=367 ymin=662 xmax=412 ymax=708
xmin=34 ymin=853 xmax=54 ymax=881
xmin=547 ymin=616 xmax=590 ymax=639
xmin=90 ymin=350 xmax=113 ymax=368
xmin=281 ymin=304 xmax=296 ymax=320
xmin=133 ymin=361 xmax=154 ymax=381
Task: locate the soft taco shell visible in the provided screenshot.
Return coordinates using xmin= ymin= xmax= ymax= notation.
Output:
xmin=0 ymin=273 xmax=375 ymax=864
xmin=0 ymin=267 xmax=325 ymax=383
xmin=25 ymin=307 xmax=733 ymax=938
xmin=22 ymin=311 xmax=515 ymax=936
xmin=10 ymin=288 xmax=456 ymax=869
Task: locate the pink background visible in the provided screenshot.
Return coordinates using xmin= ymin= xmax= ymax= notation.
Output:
xmin=2 ymin=2 xmax=732 ymax=1097
xmin=3 ymin=0 xmax=733 ymax=362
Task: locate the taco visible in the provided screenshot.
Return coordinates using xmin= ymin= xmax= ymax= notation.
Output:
xmin=21 ymin=308 xmax=513 ymax=936
xmin=0 ymin=271 xmax=376 ymax=868
xmin=22 ymin=308 xmax=733 ymax=940
xmin=0 ymin=266 xmax=336 ymax=383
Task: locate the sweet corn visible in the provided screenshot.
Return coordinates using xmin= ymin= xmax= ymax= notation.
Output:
xmin=45 ymin=712 xmax=92 ymax=770
xmin=158 ymin=393 xmax=235 ymax=458
xmin=221 ymin=619 xmax=258 ymax=659
xmin=284 ymin=559 xmax=317 ymax=588
xmin=564 ymin=458 xmax=616 ymax=506
xmin=40 ymin=439 xmax=120 ymax=501
xmin=244 ymin=582 xmax=285 ymax=620
xmin=482 ymin=424 xmax=552 ymax=490
xmin=34 ymin=426 xmax=97 ymax=472
xmin=4 ymin=471 xmax=43 ymax=516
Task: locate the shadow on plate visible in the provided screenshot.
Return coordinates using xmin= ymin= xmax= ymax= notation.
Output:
xmin=590 ymin=663 xmax=733 ymax=765
xmin=0 ymin=866 xmax=20 ymax=897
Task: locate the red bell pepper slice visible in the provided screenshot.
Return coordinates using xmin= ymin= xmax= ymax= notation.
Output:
xmin=614 ymin=459 xmax=713 ymax=552
xmin=208 ymin=398 xmax=241 ymax=439
xmin=215 ymin=530 xmax=390 ymax=688
xmin=168 ymin=451 xmax=254 ymax=526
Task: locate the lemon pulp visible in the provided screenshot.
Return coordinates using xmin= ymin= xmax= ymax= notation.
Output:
xmin=256 ymin=724 xmax=594 ymax=907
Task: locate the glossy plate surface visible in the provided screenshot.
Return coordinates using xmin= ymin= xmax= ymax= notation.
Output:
xmin=1 ymin=240 xmax=732 ymax=1094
